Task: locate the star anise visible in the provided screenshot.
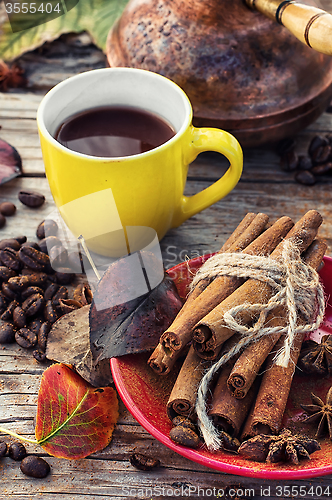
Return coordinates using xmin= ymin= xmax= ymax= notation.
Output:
xmin=301 ymin=387 xmax=332 ymax=439
xmin=238 ymin=428 xmax=320 ymax=464
xmin=298 ymin=335 xmax=332 ymax=375
xmin=0 ymin=60 xmax=27 ymax=92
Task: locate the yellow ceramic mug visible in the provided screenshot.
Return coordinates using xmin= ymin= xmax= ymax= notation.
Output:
xmin=37 ymin=68 xmax=243 ymax=257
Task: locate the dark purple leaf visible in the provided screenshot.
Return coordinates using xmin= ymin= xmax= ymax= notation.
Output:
xmin=0 ymin=138 xmax=22 ymax=184
xmin=89 ymin=251 xmax=183 ymax=361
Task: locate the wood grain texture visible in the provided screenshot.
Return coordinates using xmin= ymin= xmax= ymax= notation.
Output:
xmin=1 ymin=32 xmax=332 ymax=499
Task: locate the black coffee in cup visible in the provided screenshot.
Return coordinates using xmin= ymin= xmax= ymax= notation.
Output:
xmin=55 ymin=105 xmax=175 ymax=157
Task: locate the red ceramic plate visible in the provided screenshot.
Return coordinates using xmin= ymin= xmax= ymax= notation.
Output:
xmin=111 ymin=255 xmax=332 ymax=479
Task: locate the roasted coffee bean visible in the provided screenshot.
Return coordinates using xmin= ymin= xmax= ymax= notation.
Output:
xmin=73 ymin=283 xmax=93 ymax=305
xmin=21 ymin=241 xmax=40 ymax=250
xmin=129 ymin=452 xmax=160 ymax=471
xmin=18 ymin=190 xmax=45 ymax=208
xmin=169 ymin=425 xmax=200 ymax=448
xmin=20 ymin=455 xmax=50 ymax=478
xmin=0 ymin=248 xmax=22 ymax=271
xmin=13 ymin=306 xmax=27 ymax=329
xmin=8 ymin=442 xmax=27 ymax=461
xmin=52 ymin=286 xmax=68 ymax=306
xmin=53 ymin=269 xmax=75 ymax=285
xmin=311 ymin=162 xmax=332 ymax=176
xmin=15 ymin=328 xmax=37 ymax=348
xmin=36 ymin=219 xmax=58 ymax=240
xmin=14 ymin=235 xmax=27 ymax=245
xmin=49 ymin=245 xmax=68 ymax=268
xmin=0 ymin=266 xmax=16 ymax=281
xmin=22 ymin=293 xmax=45 ymax=317
xmin=38 ymin=236 xmax=62 ymax=254
xmin=1 ymin=300 xmax=18 ymax=321
xmin=58 ymin=298 xmax=82 ymax=315
xmin=0 ymin=323 xmax=15 ymax=343
xmin=28 ymin=317 xmax=44 ymax=336
xmin=2 ymin=282 xmax=18 ymax=301
xmin=218 ymin=430 xmax=240 ymax=453
xmin=7 ymin=275 xmax=30 ymax=293
xmin=33 ymin=348 xmax=47 ymax=363
xmin=295 ymin=169 xmax=316 ymax=186
xmin=0 ymin=238 xmax=21 ymax=251
xmin=37 ymin=321 xmax=51 ymax=351
xmin=0 ymin=201 xmax=16 ymax=216
xmin=172 ymin=416 xmax=197 ymax=431
xmin=44 ymin=300 xmax=59 ymax=323
xmin=280 ymin=149 xmax=298 ymax=172
xmin=21 ymin=286 xmax=44 ymax=300
xmin=297 ymin=155 xmax=313 ymax=171
xmin=308 ymin=135 xmax=329 ymax=156
xmin=21 ymin=270 xmax=48 ymax=288
xmin=44 ymin=283 xmax=60 ymax=301
xmin=0 ymin=213 xmax=6 ymax=228
xmin=18 ymin=246 xmax=50 ymax=271
xmin=311 ymin=143 xmax=331 ymax=164
xmin=0 ymin=441 xmax=7 ymax=457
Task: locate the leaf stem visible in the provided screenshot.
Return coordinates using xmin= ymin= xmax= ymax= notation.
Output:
xmin=37 ymin=390 xmax=89 ymax=445
xmin=0 ymin=426 xmax=38 ymax=444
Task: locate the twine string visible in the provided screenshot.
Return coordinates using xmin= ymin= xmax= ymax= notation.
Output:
xmin=193 ymin=239 xmax=325 ymax=451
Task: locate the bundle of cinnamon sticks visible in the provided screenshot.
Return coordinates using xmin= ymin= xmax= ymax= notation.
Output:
xmin=148 ymin=210 xmax=326 ymax=443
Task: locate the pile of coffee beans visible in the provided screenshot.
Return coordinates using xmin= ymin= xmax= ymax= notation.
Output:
xmin=277 ymin=134 xmax=332 ymax=185
xmin=0 ymin=440 xmax=50 ymax=478
xmin=0 ymin=219 xmax=93 ymax=362
xmin=169 ymin=416 xmax=200 ymax=449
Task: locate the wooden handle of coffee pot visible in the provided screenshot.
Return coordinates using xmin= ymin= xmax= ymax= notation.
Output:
xmin=245 ymin=0 xmax=332 ymax=56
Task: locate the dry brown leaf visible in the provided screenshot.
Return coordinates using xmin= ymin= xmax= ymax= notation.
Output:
xmin=46 ymin=305 xmax=112 ymax=387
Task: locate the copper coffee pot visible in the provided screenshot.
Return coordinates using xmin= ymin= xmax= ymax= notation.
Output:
xmin=106 ymin=0 xmax=332 ymax=147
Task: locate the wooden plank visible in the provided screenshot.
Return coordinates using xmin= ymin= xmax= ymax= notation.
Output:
xmin=0 ymin=176 xmax=330 ymax=258
xmin=1 ymin=90 xmax=332 ymax=177
xmin=2 ymin=452 xmax=332 ymax=500
xmin=0 ymin=84 xmax=332 ymax=498
xmin=0 ymin=92 xmax=42 ymax=113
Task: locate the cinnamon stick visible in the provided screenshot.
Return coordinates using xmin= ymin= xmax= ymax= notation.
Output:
xmin=209 ymin=364 xmax=260 ymax=437
xmin=161 ymin=213 xmax=269 ymax=352
xmin=241 ymin=238 xmax=326 ymax=439
xmin=158 ymin=214 xmax=291 ymax=354
xmin=166 ymin=345 xmax=209 ymax=420
xmin=148 ymin=213 xmax=269 ymax=374
xmin=193 ymin=210 xmax=323 ymax=360
xmin=227 ymin=238 xmax=326 ymax=399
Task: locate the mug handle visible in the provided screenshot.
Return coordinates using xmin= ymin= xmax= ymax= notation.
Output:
xmin=172 ymin=126 xmax=243 ymax=228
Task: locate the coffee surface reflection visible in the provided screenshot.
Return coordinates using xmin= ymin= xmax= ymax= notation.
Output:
xmin=55 ymin=105 xmax=176 ymax=157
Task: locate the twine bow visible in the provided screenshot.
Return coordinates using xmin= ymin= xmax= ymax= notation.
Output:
xmin=194 ymin=239 xmax=325 ymax=451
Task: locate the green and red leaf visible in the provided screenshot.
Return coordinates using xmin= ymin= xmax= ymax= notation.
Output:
xmin=35 ymin=363 xmax=118 ymax=459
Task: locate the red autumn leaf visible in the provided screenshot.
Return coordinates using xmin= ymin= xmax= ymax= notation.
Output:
xmin=35 ymin=363 xmax=118 ymax=459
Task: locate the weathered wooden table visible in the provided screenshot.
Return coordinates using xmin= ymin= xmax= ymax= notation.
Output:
xmin=1 ymin=36 xmax=332 ymax=500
